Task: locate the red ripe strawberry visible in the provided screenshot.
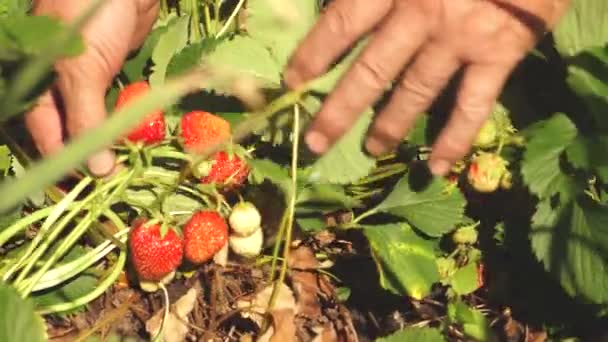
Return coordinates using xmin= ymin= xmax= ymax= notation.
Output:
xmin=115 ymin=81 xmax=166 ymax=145
xmin=180 ymin=111 xmax=231 ymax=152
xmin=183 ymin=211 xmax=229 ymax=264
xmin=201 ymin=151 xmax=249 ymax=187
xmin=129 ymin=220 xmax=183 ymax=281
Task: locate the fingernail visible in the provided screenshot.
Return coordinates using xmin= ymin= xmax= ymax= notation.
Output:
xmin=87 ymin=149 xmax=116 ymax=177
xmin=284 ymin=69 xmax=303 ymax=89
xmin=365 ymin=136 xmax=385 ymax=157
xmin=305 ymin=130 xmax=329 ymax=154
xmin=428 ymin=159 xmax=451 ymax=176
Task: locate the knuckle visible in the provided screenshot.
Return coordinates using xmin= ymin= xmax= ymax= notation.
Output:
xmin=455 ymin=98 xmax=492 ymax=124
xmin=399 ymin=73 xmax=436 ymax=104
xmin=352 ymin=58 xmax=391 ymax=91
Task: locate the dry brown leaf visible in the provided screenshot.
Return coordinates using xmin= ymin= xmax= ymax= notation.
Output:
xmin=289 ymin=246 xmax=322 ymax=319
xmin=236 ymin=283 xmax=295 ymax=324
xmin=145 ymin=287 xmax=199 ymax=342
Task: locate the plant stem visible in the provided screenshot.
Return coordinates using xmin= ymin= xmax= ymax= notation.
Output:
xmin=213 ymin=0 xmax=222 ymax=34
xmin=19 ymin=169 xmax=136 ymax=297
xmin=5 ymin=176 xmax=94 ymax=282
xmin=36 ymin=249 xmax=127 ymax=314
xmin=152 ymin=283 xmax=171 ymax=342
xmin=23 ymin=229 xmax=129 ymax=293
xmin=268 ymin=104 xmax=300 ymax=311
xmin=159 ymin=0 xmax=169 ymax=19
xmin=190 ymin=0 xmax=202 ymax=41
xmin=203 ymin=4 xmax=213 ymax=37
xmin=353 ymin=208 xmax=379 ymax=225
xmin=216 ymin=0 xmax=245 ymax=38
xmin=0 ymin=204 xmax=75 ymax=247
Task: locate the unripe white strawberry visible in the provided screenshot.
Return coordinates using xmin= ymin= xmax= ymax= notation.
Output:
xmin=473 ymin=119 xmax=497 ymax=148
xmin=229 ymin=227 xmax=263 ymax=258
xmin=229 ymin=202 xmax=262 ymax=237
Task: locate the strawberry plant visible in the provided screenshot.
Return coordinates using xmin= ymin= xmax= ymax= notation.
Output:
xmin=0 ymin=0 xmax=607 ymax=341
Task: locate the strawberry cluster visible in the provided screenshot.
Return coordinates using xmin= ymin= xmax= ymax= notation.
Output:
xmin=114 ymin=81 xmax=259 ymax=290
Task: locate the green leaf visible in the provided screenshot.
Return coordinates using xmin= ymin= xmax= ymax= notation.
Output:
xmin=204 ymin=35 xmax=281 ymax=89
xmin=0 ymin=283 xmax=47 ymax=342
xmin=0 ymin=15 xmax=84 ymax=60
xmin=363 ymin=223 xmax=440 ymax=299
xmin=0 ymin=144 xmax=10 ymax=172
xmin=308 ymin=39 xmax=367 ymax=93
xmin=296 ymin=216 xmax=326 ymax=233
xmin=448 ymin=300 xmax=496 ymax=342
xmin=407 ymin=114 xmax=430 ymax=146
xmin=166 ymin=38 xmax=218 ymax=78
xmin=376 ymin=327 xmax=445 ymax=342
xmin=0 ymin=0 xmax=31 ymax=18
xmin=566 ymin=135 xmax=608 ymax=181
xmin=451 ymin=262 xmax=479 ymax=296
xmin=565 ymin=48 xmax=608 ymax=130
xmin=296 ymin=183 xmax=360 ymax=213
xmin=375 ymin=175 xmax=466 ymax=237
xmin=249 ymin=158 xmax=292 ymax=198
xmin=553 ymin=0 xmax=608 ymax=57
xmin=122 ymin=26 xmax=167 ymax=82
xmin=246 ymin=0 xmax=319 ymax=68
xmin=149 ymin=15 xmax=190 ymax=86
xmin=308 ymin=110 xmax=376 ymax=184
xmin=521 ymin=113 xmax=578 ymax=199
xmin=531 ymin=197 xmax=608 ymax=304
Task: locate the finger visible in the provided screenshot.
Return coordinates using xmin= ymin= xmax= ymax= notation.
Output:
xmin=24 ymin=90 xmax=65 ymax=156
xmin=365 ymin=43 xmax=461 ymax=156
xmin=304 ymin=8 xmax=430 ymax=154
xmin=284 ymin=0 xmax=393 ymax=87
xmin=55 ymin=65 xmax=116 ymax=177
xmin=428 ymin=63 xmax=514 ymax=176
xmin=130 ymin=0 xmax=160 ymax=50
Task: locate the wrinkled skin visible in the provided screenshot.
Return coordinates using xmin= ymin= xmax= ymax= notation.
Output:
xmin=26 ymin=0 xmax=159 ymax=176
xmin=285 ymin=0 xmax=570 ymax=175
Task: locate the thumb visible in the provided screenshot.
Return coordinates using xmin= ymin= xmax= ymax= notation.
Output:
xmin=55 ymin=62 xmax=116 ymax=177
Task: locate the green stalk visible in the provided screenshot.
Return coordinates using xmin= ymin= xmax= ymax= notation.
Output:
xmin=203 ymin=4 xmax=213 ymax=37
xmin=268 ymin=104 xmax=300 ymax=311
xmin=267 ymin=210 xmax=289 ymax=282
xmin=190 ymin=0 xmax=202 ymax=41
xmin=36 ymin=249 xmax=127 ymax=314
xmin=0 ymin=204 xmax=77 ymax=247
xmin=213 ymin=0 xmax=222 ymax=34
xmin=19 ymin=169 xmax=136 ymax=298
xmin=24 ymin=229 xmax=129 ymax=292
xmin=12 ymin=172 xmax=128 ymax=285
xmin=215 ymin=0 xmax=245 ymax=38
xmin=3 ymin=176 xmax=93 ymax=282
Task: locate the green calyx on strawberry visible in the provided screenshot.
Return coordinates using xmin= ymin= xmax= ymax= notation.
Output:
xmin=467 ymin=152 xmax=508 ymax=193
xmin=183 ymin=210 xmax=229 ymax=264
xmin=229 ymin=201 xmax=261 ymax=237
xmin=115 ymin=81 xmax=166 ymax=145
xmin=128 ymin=219 xmax=183 ymax=283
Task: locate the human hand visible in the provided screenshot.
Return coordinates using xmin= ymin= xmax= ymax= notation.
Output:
xmin=285 ymin=0 xmax=570 ymax=176
xmin=26 ymin=0 xmax=159 ymax=176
